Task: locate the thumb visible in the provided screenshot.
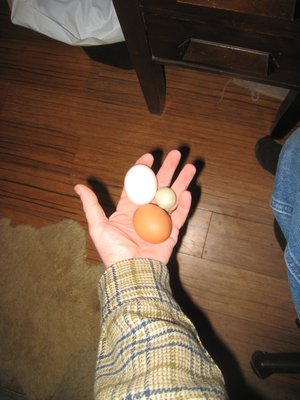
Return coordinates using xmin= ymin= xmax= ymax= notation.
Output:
xmin=74 ymin=184 xmax=108 ymax=238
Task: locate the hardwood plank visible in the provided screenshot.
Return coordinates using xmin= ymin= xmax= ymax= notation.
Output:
xmin=166 ymin=66 xmax=280 ymax=130
xmin=203 ymin=213 xmax=287 ymax=277
xmin=176 ymin=254 xmax=295 ymax=326
xmin=199 ymin=192 xmax=274 ymax=224
xmin=0 ymin=120 xmax=77 ymax=173
xmin=173 ymin=253 xmax=300 ymax=400
xmin=0 ymin=80 xmax=10 ymax=112
xmin=0 ymin=86 xmax=81 ymax=225
xmin=178 ymin=209 xmax=212 ymax=257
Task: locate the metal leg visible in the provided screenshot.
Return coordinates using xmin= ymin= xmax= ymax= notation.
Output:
xmin=251 ymin=351 xmax=300 ymax=379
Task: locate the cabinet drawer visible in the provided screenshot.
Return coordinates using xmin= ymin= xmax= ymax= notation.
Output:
xmin=178 ymin=39 xmax=278 ymax=77
xmin=176 ymin=0 xmax=297 ymax=20
xmin=143 ymin=12 xmax=300 ymax=88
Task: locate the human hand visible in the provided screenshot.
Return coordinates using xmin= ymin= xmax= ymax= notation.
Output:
xmin=75 ymin=150 xmax=196 ymax=267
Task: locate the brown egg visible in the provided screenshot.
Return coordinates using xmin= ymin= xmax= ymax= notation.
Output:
xmin=133 ymin=204 xmax=172 ymax=244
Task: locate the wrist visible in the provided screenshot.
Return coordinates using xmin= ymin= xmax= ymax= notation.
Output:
xmin=98 ymin=258 xmax=176 ymax=321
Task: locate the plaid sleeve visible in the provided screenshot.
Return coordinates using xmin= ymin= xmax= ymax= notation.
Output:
xmin=95 ymin=258 xmax=227 ymax=400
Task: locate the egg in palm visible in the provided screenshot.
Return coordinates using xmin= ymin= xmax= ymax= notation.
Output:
xmin=133 ymin=204 xmax=172 ymax=244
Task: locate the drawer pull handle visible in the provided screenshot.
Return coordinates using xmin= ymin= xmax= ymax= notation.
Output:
xmin=178 ymin=39 xmax=279 ymax=77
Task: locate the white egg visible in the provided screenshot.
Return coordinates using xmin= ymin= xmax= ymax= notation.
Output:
xmin=124 ymin=164 xmax=157 ymax=205
xmin=155 ymin=187 xmax=177 ymax=211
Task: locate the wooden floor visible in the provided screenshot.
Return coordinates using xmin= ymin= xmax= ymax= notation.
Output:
xmin=1 ymin=2 xmax=300 ymax=399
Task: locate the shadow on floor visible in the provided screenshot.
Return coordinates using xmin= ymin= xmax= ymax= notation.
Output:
xmin=167 ymin=146 xmax=263 ymax=400
xmin=169 ymin=254 xmax=263 ymax=400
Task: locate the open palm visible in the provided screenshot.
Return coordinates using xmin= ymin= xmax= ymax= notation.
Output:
xmin=75 ymin=150 xmax=196 ymax=267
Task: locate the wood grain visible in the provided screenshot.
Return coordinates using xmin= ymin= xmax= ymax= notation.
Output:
xmin=0 ymin=1 xmax=299 ymax=399
xmin=203 ymin=213 xmax=286 ymax=277
xmin=176 ymin=0 xmax=296 ymax=20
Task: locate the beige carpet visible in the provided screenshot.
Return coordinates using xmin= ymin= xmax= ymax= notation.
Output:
xmin=0 ymin=219 xmax=105 ymax=400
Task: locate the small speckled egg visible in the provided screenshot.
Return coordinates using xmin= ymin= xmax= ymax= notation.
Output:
xmin=124 ymin=164 xmax=157 ymax=205
xmin=133 ymin=204 xmax=172 ymax=243
xmin=155 ymin=187 xmax=177 ymax=211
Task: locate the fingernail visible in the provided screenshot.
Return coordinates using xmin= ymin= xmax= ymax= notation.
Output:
xmin=74 ymin=185 xmax=81 ymax=196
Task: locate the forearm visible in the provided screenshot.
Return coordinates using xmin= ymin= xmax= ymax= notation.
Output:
xmin=95 ymin=259 xmax=227 ymax=399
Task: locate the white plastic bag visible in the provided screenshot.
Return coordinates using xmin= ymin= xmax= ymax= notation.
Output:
xmin=7 ymin=0 xmax=124 ymax=46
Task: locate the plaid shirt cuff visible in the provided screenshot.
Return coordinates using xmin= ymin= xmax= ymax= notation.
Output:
xmin=99 ymin=258 xmax=181 ymax=324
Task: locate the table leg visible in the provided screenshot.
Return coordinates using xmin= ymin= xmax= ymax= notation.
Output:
xmin=113 ymin=0 xmax=166 ymax=114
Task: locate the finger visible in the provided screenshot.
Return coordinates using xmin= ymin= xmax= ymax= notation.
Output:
xmin=156 ymin=150 xmax=181 ymax=188
xmin=171 ymin=163 xmax=196 ymax=195
xmin=135 ymin=152 xmax=154 ymax=167
xmin=171 ymin=190 xmax=192 ymax=230
xmin=74 ymin=184 xmax=107 ymax=237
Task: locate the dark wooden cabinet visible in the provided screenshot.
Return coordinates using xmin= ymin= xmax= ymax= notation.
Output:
xmin=113 ymin=0 xmax=300 ymax=136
